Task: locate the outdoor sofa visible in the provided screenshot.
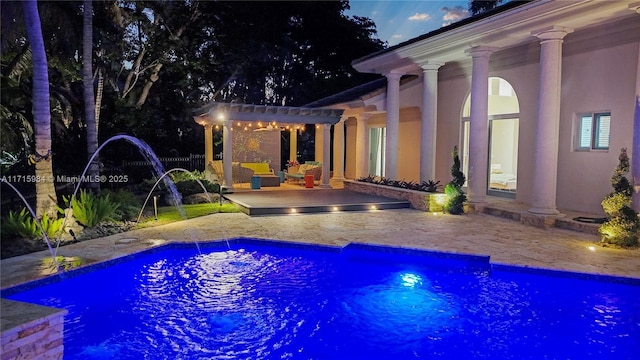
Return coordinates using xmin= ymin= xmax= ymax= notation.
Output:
xmin=240 ymin=162 xmax=280 ymax=187
xmin=285 ymin=161 xmax=322 ymax=184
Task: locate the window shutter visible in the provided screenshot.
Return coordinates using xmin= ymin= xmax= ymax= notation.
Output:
xmin=579 ymin=116 xmax=592 ymax=149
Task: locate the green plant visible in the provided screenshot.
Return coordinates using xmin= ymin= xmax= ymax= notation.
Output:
xmin=420 ymin=180 xmax=441 ymax=192
xmin=102 ymin=189 xmax=142 ymax=222
xmin=40 ymin=212 xmax=65 ymax=239
xmin=65 ymin=189 xmax=119 ymax=227
xmin=169 ymin=170 xmax=207 ymax=183
xmin=355 ymin=176 xmax=440 ymax=193
xmin=599 ymin=148 xmax=639 ymax=247
xmin=175 ymin=179 xmax=218 ymax=197
xmin=1 ymin=208 xmax=64 ymax=239
xmin=0 ymin=151 xmax=19 ymax=173
xmin=445 ymin=146 xmax=466 ymax=215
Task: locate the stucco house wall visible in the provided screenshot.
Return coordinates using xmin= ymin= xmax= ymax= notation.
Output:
xmin=397 ymin=107 xmax=421 ymax=181
xmin=399 ymin=35 xmax=638 ymax=215
xmin=557 ymin=41 xmax=639 ymax=214
xmin=435 ymin=73 xmax=470 ymax=187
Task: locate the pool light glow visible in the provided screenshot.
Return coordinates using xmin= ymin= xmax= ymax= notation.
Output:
xmin=400 ymin=272 xmax=423 ymax=287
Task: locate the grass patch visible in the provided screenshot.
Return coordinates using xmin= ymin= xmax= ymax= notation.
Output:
xmin=135 ymin=203 xmax=239 ymax=228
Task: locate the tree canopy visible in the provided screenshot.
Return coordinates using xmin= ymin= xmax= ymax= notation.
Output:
xmin=469 ymin=0 xmax=506 ymax=16
xmin=1 ymin=0 xmax=384 ymax=174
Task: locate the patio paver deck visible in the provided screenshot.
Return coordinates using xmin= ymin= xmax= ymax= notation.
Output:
xmin=1 ymin=205 xmax=638 ymax=290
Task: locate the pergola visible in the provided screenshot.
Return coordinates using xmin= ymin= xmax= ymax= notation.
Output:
xmin=193 ymin=102 xmax=344 ymax=189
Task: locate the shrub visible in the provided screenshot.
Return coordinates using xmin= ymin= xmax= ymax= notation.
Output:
xmin=169 ymin=170 xmax=207 ymax=183
xmin=355 ymin=177 xmax=440 ymax=193
xmin=420 ymin=180 xmax=440 ymax=192
xmin=599 ymin=148 xmax=639 ymax=247
xmin=174 ymin=179 xmax=218 ymax=197
xmin=1 ymin=208 xmax=64 ymax=240
xmin=65 ymin=189 xmax=119 ymax=227
xmin=102 ymin=189 xmax=141 ymax=222
xmin=445 ymin=146 xmax=466 ymax=215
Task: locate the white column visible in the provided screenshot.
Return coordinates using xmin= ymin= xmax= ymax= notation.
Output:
xmin=289 ymin=128 xmax=297 ymax=163
xmin=222 ymin=120 xmax=233 ymax=190
xmin=332 ymin=117 xmax=346 ymax=181
xmin=355 ymin=113 xmax=370 ymax=178
xmin=385 ymin=71 xmax=404 ymax=179
xmin=465 ymin=47 xmax=495 ymax=205
xmin=320 ymin=123 xmax=332 ymax=188
xmin=420 ymin=62 xmax=444 ymax=182
xmin=315 ymin=125 xmax=323 ymax=164
xmin=203 ymin=124 xmax=214 ymax=181
xmin=529 ymin=26 xmax=573 ymax=215
xmin=204 ymin=124 xmax=213 ymax=168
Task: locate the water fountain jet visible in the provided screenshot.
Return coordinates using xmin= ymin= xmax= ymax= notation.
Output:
xmin=136 ymin=168 xmax=231 ymax=253
xmin=0 ymin=178 xmax=62 ymax=272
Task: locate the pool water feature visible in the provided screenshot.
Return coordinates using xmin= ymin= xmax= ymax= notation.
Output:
xmin=3 ymin=239 xmax=639 ymax=359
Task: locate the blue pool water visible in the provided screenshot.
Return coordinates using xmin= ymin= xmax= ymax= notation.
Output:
xmin=3 ymin=239 xmax=640 ymax=359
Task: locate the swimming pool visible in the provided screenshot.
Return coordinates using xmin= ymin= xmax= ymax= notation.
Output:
xmin=3 ymin=238 xmax=640 ymax=359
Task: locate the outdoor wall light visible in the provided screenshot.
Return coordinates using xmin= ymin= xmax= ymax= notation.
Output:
xmin=370 ymin=205 xmax=377 ymax=210
xmin=588 ymin=245 xmax=596 ymax=251
xmin=291 ymin=208 xmax=297 ymax=213
xmin=216 ymin=112 xmax=225 ymax=122
xmin=332 ymin=207 xmax=339 ymax=211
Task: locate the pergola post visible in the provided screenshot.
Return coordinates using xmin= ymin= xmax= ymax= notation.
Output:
xmin=315 ymin=125 xmax=323 ymax=164
xmin=203 ymin=124 xmax=213 ymax=173
xmin=222 ymin=120 xmax=233 ymax=190
xmin=289 ymin=128 xmax=297 ymax=163
xmin=319 ymin=123 xmax=332 ymax=188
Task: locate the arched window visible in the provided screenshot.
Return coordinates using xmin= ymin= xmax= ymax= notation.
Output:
xmin=461 ymin=77 xmax=520 ymax=197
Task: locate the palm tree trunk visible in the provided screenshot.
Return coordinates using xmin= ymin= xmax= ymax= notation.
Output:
xmin=83 ymin=0 xmax=99 ymax=190
xmin=95 ymin=67 xmax=104 ymax=122
xmin=22 ymin=0 xmax=58 ymax=218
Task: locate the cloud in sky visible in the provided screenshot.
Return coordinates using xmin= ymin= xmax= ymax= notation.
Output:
xmin=391 ymin=34 xmax=404 ymax=40
xmin=441 ymin=5 xmax=469 ymax=26
xmin=408 ymin=12 xmax=431 ymax=21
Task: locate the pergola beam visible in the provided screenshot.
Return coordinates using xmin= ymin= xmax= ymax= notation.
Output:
xmin=193 ymin=102 xmax=344 ymax=125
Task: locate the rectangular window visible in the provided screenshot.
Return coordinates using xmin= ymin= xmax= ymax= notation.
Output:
xmin=575 ymin=112 xmax=610 ymax=151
